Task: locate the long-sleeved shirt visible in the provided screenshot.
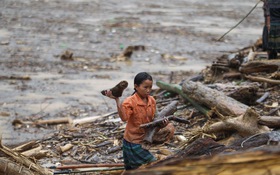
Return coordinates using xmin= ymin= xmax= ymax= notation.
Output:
xmin=120 ymin=93 xmax=156 ymax=144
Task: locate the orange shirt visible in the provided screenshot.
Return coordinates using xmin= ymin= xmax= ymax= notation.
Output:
xmin=120 ymin=93 xmax=156 ymax=144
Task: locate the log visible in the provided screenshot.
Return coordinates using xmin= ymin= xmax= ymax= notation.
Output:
xmin=21 ymin=144 xmax=42 ymax=157
xmin=35 ymin=117 xmax=72 ymax=125
xmin=259 ymin=116 xmax=280 ymax=128
xmin=245 ymin=75 xmax=280 ymax=85
xmin=240 ymin=60 xmax=279 ymax=74
xmin=141 ymin=100 xmax=178 ymax=143
xmin=59 ymin=143 xmax=73 ymax=153
xmin=204 ymin=108 xmax=269 ymax=138
xmin=182 ymin=81 xmax=249 ymax=116
xmin=12 ymin=140 xmax=37 ymax=152
xmin=140 ymin=115 xmax=189 ymax=129
xmin=156 ymin=81 xmax=209 ymax=116
xmin=72 ymin=111 xmax=117 ymax=126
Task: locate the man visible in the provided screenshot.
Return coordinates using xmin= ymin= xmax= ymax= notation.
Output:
xmin=263 ymin=0 xmax=280 ymax=59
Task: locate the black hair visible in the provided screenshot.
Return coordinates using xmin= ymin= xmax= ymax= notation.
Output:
xmin=132 ymin=72 xmax=153 ymax=95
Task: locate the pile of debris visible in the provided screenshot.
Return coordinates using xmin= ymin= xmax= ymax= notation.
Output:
xmin=1 ymin=40 xmax=280 ymax=175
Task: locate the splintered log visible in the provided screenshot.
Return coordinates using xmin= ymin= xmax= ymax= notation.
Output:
xmin=125 ymin=146 xmax=280 ymax=175
xmin=182 ymin=81 xmax=248 ymax=116
xmin=240 ymin=60 xmax=279 ymax=74
xmin=156 ymin=81 xmax=209 ymax=116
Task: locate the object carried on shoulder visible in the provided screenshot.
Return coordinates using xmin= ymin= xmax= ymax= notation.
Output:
xmin=101 ymin=80 xmax=128 ymax=98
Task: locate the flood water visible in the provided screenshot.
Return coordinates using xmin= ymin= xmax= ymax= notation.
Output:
xmin=0 ymin=0 xmax=264 ymax=145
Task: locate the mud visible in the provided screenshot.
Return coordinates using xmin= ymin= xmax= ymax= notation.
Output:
xmin=0 ymin=0 xmax=264 ymax=145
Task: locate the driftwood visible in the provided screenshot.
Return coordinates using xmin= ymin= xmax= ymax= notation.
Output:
xmin=259 ymin=116 xmax=280 ymax=128
xmin=203 ymin=108 xmax=269 ymax=138
xmin=245 ymin=75 xmax=280 ymax=85
xmin=240 ymin=60 xmax=279 ymax=74
xmin=182 ymin=81 xmax=249 ymax=116
xmin=36 ymin=117 xmax=72 ymax=125
xmin=156 ymin=81 xmax=209 ymax=116
xmin=73 ymin=111 xmax=117 ymax=126
xmin=12 ymin=140 xmax=37 ymax=152
xmin=141 ymin=101 xmax=178 ymax=143
xmin=59 ymin=143 xmax=73 ymax=153
xmin=227 ymin=85 xmax=259 ymax=105
xmin=0 ymin=75 xmax=31 ymax=80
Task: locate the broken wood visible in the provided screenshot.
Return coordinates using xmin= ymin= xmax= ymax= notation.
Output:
xmin=227 ymin=85 xmax=259 ymax=105
xmin=240 ymin=60 xmax=279 ymax=74
xmin=36 ymin=117 xmax=72 ymax=125
xmin=141 ymin=101 xmax=179 ymax=143
xmin=12 ymin=140 xmax=37 ymax=152
xmin=259 ymin=116 xmax=280 ymax=128
xmin=21 ymin=144 xmax=42 ymax=157
xmin=0 ymin=75 xmax=31 ymax=80
xmin=72 ymin=111 xmax=117 ymax=126
xmin=204 ymin=108 xmax=269 ymax=138
xmin=182 ymin=81 xmax=249 ymax=116
xmin=59 ymin=143 xmax=74 ymax=153
xmin=140 ymin=115 xmax=189 ymax=129
xmin=245 ymin=75 xmax=280 ymax=85
xmin=156 ymin=81 xmax=209 ymax=116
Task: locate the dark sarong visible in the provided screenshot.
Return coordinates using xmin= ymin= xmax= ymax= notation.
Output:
xmin=122 ymin=139 xmax=156 ymax=170
xmin=268 ymin=24 xmax=280 ymax=51
xmin=267 ymin=1 xmax=280 ymax=51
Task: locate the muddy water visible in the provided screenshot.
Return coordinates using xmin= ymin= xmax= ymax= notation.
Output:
xmin=0 ymin=0 xmax=263 ymax=145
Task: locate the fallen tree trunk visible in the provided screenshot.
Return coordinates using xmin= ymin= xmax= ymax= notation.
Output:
xmin=182 ymin=81 xmax=249 ymax=116
xmin=156 ymin=81 xmax=209 ymax=116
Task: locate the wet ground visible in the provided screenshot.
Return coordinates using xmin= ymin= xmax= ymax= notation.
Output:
xmin=0 ymin=0 xmax=264 ymax=145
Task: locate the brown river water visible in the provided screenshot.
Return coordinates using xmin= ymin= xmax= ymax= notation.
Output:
xmin=0 ymin=0 xmax=263 ymax=145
